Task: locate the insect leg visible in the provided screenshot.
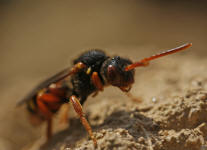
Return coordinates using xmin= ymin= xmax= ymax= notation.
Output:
xmin=37 ymin=95 xmax=55 ymax=140
xmin=70 ymin=95 xmax=97 ymax=147
xmin=47 ymin=118 xmax=52 ymax=140
xmin=91 ymin=91 xmax=99 ymax=97
xmin=37 ymin=97 xmax=53 ymax=119
xmin=91 ymin=72 xmax=103 ymax=91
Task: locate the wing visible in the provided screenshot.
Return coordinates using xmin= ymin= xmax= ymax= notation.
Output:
xmin=17 ymin=67 xmax=72 ymax=106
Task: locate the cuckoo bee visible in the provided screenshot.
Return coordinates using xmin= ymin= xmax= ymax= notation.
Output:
xmin=17 ymin=43 xmax=192 ymax=147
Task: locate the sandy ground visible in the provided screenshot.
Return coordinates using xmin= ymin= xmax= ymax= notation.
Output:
xmin=19 ymin=54 xmax=207 ymax=150
xmin=1 ymin=1 xmax=207 ymax=150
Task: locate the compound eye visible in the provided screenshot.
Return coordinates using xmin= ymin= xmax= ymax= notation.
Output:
xmin=107 ymin=65 xmax=117 ymax=80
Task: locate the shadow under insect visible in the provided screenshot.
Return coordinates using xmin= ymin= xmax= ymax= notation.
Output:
xmin=40 ymin=108 xmax=159 ymax=150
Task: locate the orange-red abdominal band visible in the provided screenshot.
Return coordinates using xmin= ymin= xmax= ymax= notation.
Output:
xmin=125 ymin=43 xmax=192 ymax=71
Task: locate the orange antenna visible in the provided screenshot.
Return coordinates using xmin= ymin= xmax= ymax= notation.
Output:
xmin=125 ymin=43 xmax=192 ymax=71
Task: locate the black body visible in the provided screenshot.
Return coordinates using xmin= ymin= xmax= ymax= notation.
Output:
xmin=71 ymin=50 xmax=109 ymax=104
xmin=18 ymin=49 xmax=135 ymax=112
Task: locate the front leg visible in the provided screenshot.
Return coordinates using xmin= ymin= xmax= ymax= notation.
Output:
xmin=91 ymin=72 xmax=103 ymax=91
xmin=37 ymin=95 xmax=54 ymax=140
xmin=70 ymin=95 xmax=97 ymax=147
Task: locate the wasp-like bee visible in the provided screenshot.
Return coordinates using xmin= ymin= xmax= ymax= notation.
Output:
xmin=17 ymin=43 xmax=192 ymax=147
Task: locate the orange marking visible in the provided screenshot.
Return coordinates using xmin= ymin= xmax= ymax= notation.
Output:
xmin=37 ymin=98 xmax=53 ymax=119
xmin=49 ymin=85 xmax=66 ymax=97
xmin=70 ymin=62 xmax=86 ymax=75
xmin=125 ymin=43 xmax=192 ymax=71
xmin=39 ymin=93 xmax=60 ymax=103
xmin=92 ymin=72 xmax=103 ymax=91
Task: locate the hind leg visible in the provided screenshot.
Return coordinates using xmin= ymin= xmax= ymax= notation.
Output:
xmin=37 ymin=93 xmax=59 ymax=140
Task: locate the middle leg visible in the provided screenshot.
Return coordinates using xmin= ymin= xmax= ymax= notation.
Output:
xmin=70 ymin=95 xmax=97 ymax=147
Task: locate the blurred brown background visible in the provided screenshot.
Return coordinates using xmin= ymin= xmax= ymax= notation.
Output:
xmin=0 ymin=0 xmax=207 ymax=150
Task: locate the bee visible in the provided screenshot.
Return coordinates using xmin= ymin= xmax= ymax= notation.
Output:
xmin=17 ymin=43 xmax=192 ymax=147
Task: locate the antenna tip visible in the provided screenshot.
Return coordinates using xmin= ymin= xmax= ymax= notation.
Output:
xmin=185 ymin=43 xmax=192 ymax=49
xmin=186 ymin=43 xmax=192 ymax=48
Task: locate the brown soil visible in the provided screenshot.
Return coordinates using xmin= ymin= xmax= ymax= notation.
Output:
xmin=21 ymin=55 xmax=207 ymax=150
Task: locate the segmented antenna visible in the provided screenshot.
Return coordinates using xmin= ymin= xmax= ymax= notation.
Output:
xmin=125 ymin=43 xmax=192 ymax=71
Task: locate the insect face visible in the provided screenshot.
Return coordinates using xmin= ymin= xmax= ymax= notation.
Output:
xmin=101 ymin=56 xmax=135 ymax=92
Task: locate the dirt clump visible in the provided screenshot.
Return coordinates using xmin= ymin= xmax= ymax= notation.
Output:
xmin=22 ymin=56 xmax=207 ymax=150
xmin=32 ymin=86 xmax=206 ymax=150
